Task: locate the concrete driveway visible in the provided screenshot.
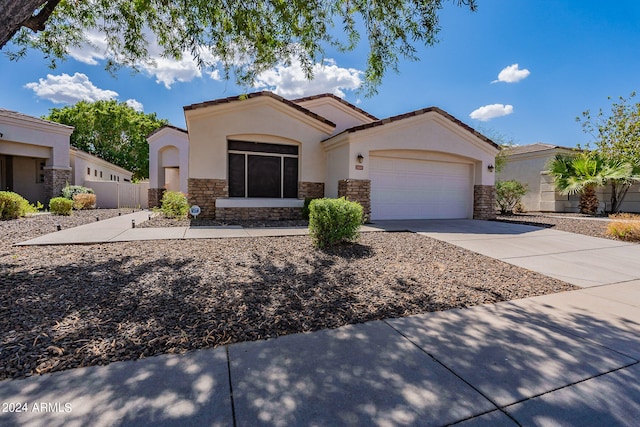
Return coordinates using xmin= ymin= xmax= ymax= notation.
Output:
xmin=370 ymin=219 xmax=640 ymax=288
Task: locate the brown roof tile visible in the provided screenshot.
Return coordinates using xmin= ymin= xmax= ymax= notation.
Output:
xmin=183 ymin=91 xmax=336 ymax=128
xmin=147 ymin=124 xmax=188 ymax=138
xmin=292 ymin=93 xmax=379 ymax=121
xmin=503 ymin=143 xmax=577 ymax=156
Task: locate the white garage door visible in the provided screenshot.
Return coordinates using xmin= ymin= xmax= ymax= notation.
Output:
xmin=370 ymin=156 xmax=473 ymax=220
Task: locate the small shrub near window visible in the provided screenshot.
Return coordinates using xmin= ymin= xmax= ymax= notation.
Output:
xmin=607 ymin=220 xmax=640 ymax=242
xmin=49 ymin=197 xmax=74 ymax=215
xmin=61 ymin=185 xmax=94 ymax=200
xmin=72 ymin=193 xmax=97 ymax=210
xmin=0 ymin=191 xmax=38 ymax=220
xmin=308 ymin=197 xmax=363 ymax=248
xmin=496 ymin=180 xmax=528 ymax=214
xmin=160 ymin=191 xmax=189 ymax=218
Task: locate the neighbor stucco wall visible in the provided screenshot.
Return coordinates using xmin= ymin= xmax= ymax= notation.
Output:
xmin=498 ymin=153 xmax=551 ymax=211
xmin=185 ymin=97 xmax=334 ymax=185
xmin=12 ymin=157 xmax=45 ymax=202
xmin=71 ymin=150 xmax=133 ymax=186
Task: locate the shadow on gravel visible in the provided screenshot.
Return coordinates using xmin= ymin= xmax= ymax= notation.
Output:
xmin=1 ymin=281 xmax=638 ymax=425
xmin=491 ymin=219 xmax=555 ymax=229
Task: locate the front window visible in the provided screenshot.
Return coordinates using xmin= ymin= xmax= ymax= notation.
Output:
xmin=228 ymin=140 xmax=298 ymax=198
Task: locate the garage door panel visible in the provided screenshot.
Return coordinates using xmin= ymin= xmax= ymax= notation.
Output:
xmin=370 ymin=156 xmax=472 ymax=220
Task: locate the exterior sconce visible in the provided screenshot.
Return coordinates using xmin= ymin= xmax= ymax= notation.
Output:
xmin=357 ymin=153 xmax=364 ymax=164
xmin=487 ymin=164 xmax=495 ymax=172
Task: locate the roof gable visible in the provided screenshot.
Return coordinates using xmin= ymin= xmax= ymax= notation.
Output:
xmin=293 ymin=93 xmax=378 ymax=121
xmin=325 ymin=107 xmax=498 ymax=150
xmin=183 ymin=91 xmax=335 ymax=129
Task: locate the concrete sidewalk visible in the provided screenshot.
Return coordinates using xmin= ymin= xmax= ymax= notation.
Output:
xmin=16 ymin=211 xmax=385 ymax=245
xmin=4 ymin=218 xmax=639 ymax=425
xmin=0 ymin=282 xmax=638 ymax=426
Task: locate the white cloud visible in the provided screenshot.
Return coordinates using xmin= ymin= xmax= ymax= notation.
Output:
xmin=492 ymin=64 xmax=530 ymax=84
xmin=254 ymin=59 xmax=362 ymax=98
xmin=469 ymin=104 xmax=514 ymax=121
xmin=67 ymin=30 xmax=109 ymax=65
xmin=125 ymin=99 xmax=144 ymax=112
xmin=24 ymin=73 xmax=119 ymax=104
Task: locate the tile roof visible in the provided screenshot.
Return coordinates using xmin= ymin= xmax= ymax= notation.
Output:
xmin=503 ymin=143 xmax=577 ymax=155
xmin=147 ymin=124 xmax=188 ymax=138
xmin=183 ymin=91 xmax=336 ymax=128
xmin=292 ymin=93 xmax=379 ymax=121
xmin=325 ymin=107 xmax=499 ymax=149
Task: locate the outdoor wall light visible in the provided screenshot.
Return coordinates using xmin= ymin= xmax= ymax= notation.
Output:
xmin=357 ymin=153 xmax=364 ymax=164
xmin=487 ymin=164 xmax=495 ymax=172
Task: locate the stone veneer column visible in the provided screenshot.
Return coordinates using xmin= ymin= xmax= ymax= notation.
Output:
xmin=338 ymin=179 xmax=371 ymax=221
xmin=298 ymin=181 xmax=325 ymax=199
xmin=43 ymin=167 xmax=71 ymax=202
xmin=188 ymin=178 xmax=228 ymax=219
xmin=473 ymin=185 xmax=496 ymax=220
xmin=148 ymin=188 xmax=166 ymax=208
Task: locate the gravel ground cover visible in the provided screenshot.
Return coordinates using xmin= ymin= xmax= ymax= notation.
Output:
xmin=496 ymin=213 xmax=612 ymax=240
xmin=138 ymin=215 xmax=309 ymax=228
xmin=1 ymin=211 xmax=576 ymax=381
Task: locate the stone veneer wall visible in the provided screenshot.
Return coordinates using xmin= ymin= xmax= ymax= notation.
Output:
xmin=298 ymin=181 xmax=325 ymax=199
xmin=44 ymin=167 xmax=71 ymax=202
xmin=148 ymin=188 xmax=166 ymax=208
xmin=338 ymin=179 xmax=371 ymax=221
xmin=216 ymin=207 xmax=302 ymax=221
xmin=473 ymin=185 xmax=496 ymax=220
xmin=188 ymin=178 xmax=228 ymax=219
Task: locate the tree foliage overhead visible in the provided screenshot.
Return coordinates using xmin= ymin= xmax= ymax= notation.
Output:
xmin=44 ymin=100 xmax=168 ymax=180
xmin=1 ymin=0 xmax=477 ymax=94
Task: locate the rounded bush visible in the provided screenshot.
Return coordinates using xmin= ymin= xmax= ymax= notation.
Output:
xmin=308 ymin=197 xmax=363 ymax=248
xmin=160 ymin=191 xmax=189 ymax=218
xmin=0 ymin=191 xmax=38 ymax=220
xmin=72 ymin=193 xmax=97 ymax=210
xmin=49 ymin=197 xmax=74 ymax=215
xmin=61 ymin=185 xmax=94 ymax=200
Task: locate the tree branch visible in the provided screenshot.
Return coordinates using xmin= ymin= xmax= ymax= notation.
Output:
xmin=21 ymin=0 xmax=61 ymax=32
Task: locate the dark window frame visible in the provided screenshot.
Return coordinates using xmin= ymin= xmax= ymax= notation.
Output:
xmin=228 ymin=140 xmax=299 ymax=199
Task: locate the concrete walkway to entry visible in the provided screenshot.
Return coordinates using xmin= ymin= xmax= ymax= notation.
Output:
xmin=16 ymin=211 xmax=384 ymax=246
xmin=3 ymin=217 xmax=639 ymax=426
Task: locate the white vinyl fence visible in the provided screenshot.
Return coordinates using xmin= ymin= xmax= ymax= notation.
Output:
xmin=84 ymin=180 xmax=149 ymax=209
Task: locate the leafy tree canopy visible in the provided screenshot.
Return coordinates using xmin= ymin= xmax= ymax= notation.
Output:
xmin=1 ymin=0 xmax=477 ymax=95
xmin=578 ymin=92 xmax=640 ymax=167
xmin=44 ymin=100 xmax=168 ymax=180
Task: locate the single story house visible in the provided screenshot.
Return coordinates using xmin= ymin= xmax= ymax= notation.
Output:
xmin=147 ymin=92 xmax=500 ymax=221
xmin=0 ymin=108 xmax=135 ymax=205
xmin=498 ymin=142 xmax=640 ymax=213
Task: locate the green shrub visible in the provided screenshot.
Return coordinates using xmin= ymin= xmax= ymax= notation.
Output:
xmin=61 ymin=185 xmax=94 ymax=200
xmin=72 ymin=193 xmax=97 ymax=210
xmin=49 ymin=197 xmax=74 ymax=215
xmin=496 ymin=180 xmax=528 ymax=214
xmin=302 ymin=197 xmax=318 ymax=221
xmin=0 ymin=191 xmax=38 ymax=220
xmin=308 ymin=197 xmax=363 ymax=248
xmin=160 ymin=191 xmax=189 ymax=218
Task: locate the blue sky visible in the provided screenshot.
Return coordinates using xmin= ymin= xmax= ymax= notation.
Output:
xmin=1 ymin=0 xmax=639 ymax=147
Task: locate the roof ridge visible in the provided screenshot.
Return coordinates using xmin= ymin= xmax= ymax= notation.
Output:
xmin=292 ymin=93 xmax=379 ymax=121
xmin=183 ymin=91 xmax=336 ymax=128
xmin=324 ymin=106 xmax=498 ymax=149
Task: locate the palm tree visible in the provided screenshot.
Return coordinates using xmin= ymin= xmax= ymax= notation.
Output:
xmin=547 ymin=152 xmax=633 ymax=214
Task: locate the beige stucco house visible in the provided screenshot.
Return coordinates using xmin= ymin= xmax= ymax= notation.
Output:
xmin=148 ymin=92 xmax=500 ymax=221
xmin=499 ymin=143 xmax=640 ymax=213
xmin=0 ymin=108 xmax=135 ymax=206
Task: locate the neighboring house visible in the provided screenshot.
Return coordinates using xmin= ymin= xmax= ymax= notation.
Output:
xmin=499 ymin=142 xmax=640 ymax=213
xmin=147 ymin=91 xmax=500 ymax=221
xmin=0 ymin=108 xmax=141 ymax=207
